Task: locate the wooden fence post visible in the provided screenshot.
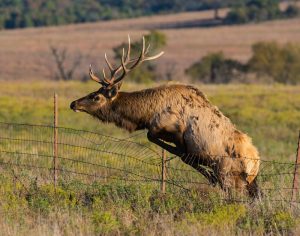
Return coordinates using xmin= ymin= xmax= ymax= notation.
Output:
xmin=161 ymin=148 xmax=167 ymax=193
xmin=53 ymin=93 xmax=58 ymax=190
xmin=291 ymin=131 xmax=300 ymax=207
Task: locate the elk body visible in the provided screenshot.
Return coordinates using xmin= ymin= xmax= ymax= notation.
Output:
xmin=70 ymin=36 xmax=260 ymax=197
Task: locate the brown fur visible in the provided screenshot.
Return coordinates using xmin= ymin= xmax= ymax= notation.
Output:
xmin=71 ymin=84 xmax=260 ymax=197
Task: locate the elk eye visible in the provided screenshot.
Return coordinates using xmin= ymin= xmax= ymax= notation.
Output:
xmin=93 ymin=96 xmax=100 ymax=101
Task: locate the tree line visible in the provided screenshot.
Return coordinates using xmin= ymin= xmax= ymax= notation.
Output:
xmin=1 ymin=1 xmax=299 ymax=30
xmin=0 ymin=0 xmax=226 ymax=29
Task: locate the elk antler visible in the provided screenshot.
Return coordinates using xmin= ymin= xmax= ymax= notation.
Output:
xmin=89 ymin=35 xmax=164 ymax=88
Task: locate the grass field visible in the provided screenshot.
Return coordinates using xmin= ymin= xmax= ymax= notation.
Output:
xmin=1 ymin=81 xmax=299 ymax=160
xmin=0 ymin=81 xmax=300 ymax=235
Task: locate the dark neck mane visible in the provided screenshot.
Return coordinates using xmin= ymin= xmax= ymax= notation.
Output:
xmin=93 ymin=88 xmax=165 ymax=132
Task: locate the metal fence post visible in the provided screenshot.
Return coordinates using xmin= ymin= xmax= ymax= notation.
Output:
xmin=53 ymin=93 xmax=58 ymax=190
xmin=291 ymin=131 xmax=300 ymax=207
xmin=161 ymin=148 xmax=167 ymax=193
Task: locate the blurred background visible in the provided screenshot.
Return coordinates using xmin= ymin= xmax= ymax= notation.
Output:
xmin=0 ymin=0 xmax=300 ymax=83
xmin=0 ymin=0 xmax=300 ymax=159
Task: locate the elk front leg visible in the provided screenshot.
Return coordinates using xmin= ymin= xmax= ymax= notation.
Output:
xmin=147 ymin=132 xmax=185 ymax=157
xmin=148 ymin=110 xmax=219 ymax=185
xmin=147 ymin=132 xmax=218 ymax=186
xmin=149 ymin=109 xmax=186 ymax=149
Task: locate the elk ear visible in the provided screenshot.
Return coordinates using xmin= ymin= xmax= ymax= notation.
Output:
xmin=106 ymin=86 xmax=118 ymax=99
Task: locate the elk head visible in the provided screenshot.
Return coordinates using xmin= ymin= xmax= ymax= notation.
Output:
xmin=70 ymin=36 xmax=164 ymax=117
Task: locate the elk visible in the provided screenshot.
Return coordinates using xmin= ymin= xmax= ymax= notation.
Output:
xmin=70 ymin=36 xmax=260 ymax=197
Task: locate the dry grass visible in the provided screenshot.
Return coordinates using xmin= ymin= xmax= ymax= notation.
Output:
xmin=0 ymin=9 xmax=300 ymax=81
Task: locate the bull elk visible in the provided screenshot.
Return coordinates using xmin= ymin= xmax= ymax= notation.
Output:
xmin=70 ymin=36 xmax=260 ymax=197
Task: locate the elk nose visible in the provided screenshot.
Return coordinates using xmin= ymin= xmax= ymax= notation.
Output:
xmin=70 ymin=101 xmax=76 ymax=110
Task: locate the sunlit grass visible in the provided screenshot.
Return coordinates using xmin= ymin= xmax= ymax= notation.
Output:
xmin=0 ymin=81 xmax=300 ymax=235
xmin=1 ymin=81 xmax=299 ymax=159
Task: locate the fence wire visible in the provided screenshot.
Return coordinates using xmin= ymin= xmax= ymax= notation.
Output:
xmin=0 ymin=122 xmax=299 ymax=205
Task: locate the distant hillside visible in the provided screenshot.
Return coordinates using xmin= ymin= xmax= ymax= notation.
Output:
xmin=0 ymin=9 xmax=300 ymax=81
xmin=0 ymin=0 xmax=228 ymax=29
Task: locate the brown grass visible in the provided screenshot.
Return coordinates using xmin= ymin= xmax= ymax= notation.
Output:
xmin=0 ymin=8 xmax=300 ymax=81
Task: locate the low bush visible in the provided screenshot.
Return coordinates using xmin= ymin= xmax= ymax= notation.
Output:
xmin=248 ymin=42 xmax=300 ymax=84
xmin=186 ymin=41 xmax=300 ymax=84
xmin=224 ymin=0 xmax=299 ymax=24
xmin=185 ymin=52 xmax=246 ymax=84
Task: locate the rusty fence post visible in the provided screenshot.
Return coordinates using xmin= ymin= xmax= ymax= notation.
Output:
xmin=291 ymin=131 xmax=300 ymax=207
xmin=53 ymin=93 xmax=58 ymax=190
xmin=161 ymin=148 xmax=167 ymax=193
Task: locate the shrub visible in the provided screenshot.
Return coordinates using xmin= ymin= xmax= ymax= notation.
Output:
xmin=248 ymin=42 xmax=284 ymax=79
xmin=92 ymin=211 xmax=120 ymax=234
xmin=185 ymin=52 xmax=246 ymax=83
xmin=270 ymin=211 xmax=296 ymax=233
xmin=184 ymin=204 xmax=247 ymax=229
xmin=284 ymin=5 xmax=300 ymax=18
xmin=224 ymin=0 xmax=294 ymax=24
xmin=26 ymin=184 xmax=77 ymax=214
xmin=248 ymin=42 xmax=300 ymax=84
xmin=187 ymin=41 xmax=300 ymax=85
xmin=224 ymin=7 xmax=249 ymax=24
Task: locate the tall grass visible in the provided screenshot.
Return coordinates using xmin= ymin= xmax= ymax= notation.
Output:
xmin=0 ymin=81 xmax=300 ymax=235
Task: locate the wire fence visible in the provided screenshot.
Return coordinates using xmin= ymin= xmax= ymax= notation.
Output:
xmin=0 ymin=122 xmax=299 ymax=205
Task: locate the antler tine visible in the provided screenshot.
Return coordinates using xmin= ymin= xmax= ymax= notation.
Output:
xmin=118 ymin=35 xmax=131 ymax=70
xmin=141 ymin=36 xmax=146 ymax=59
xmin=121 ymin=48 xmax=129 ymax=71
xmin=143 ymin=51 xmax=165 ymax=61
xmin=103 ymin=36 xmax=132 ymax=85
xmin=104 ymin=53 xmax=114 ymax=72
xmin=89 ymin=64 xmax=110 ymax=86
xmin=89 ymin=64 xmax=99 ymax=83
xmin=128 ymin=36 xmax=146 ymax=69
xmin=102 ymin=68 xmax=108 ymax=81
xmin=110 ymin=41 xmax=132 ymax=85
xmin=112 ymin=36 xmax=165 ymax=85
xmin=125 ymin=35 xmax=131 ymax=62
xmin=143 ymin=37 xmax=165 ymax=61
xmin=107 ymin=36 xmax=132 ymax=85
xmin=96 ymin=35 xmax=164 ymax=88
xmin=115 ymin=48 xmax=129 ymax=82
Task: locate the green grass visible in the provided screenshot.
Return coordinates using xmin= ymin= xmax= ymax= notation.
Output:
xmin=1 ymin=81 xmax=299 ymax=159
xmin=1 ymin=179 xmax=299 ymax=235
xmin=0 ymin=81 xmax=300 ymax=235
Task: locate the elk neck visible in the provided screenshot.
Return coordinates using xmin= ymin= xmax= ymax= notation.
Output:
xmin=94 ymin=89 xmax=167 ymax=132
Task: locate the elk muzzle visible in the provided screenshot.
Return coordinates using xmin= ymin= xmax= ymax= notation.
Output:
xmin=70 ymin=101 xmax=80 ymax=112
